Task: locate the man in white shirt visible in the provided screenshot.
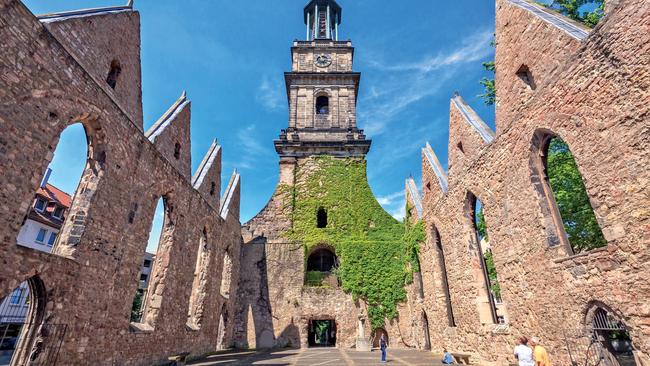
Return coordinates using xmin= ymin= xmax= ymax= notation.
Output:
xmin=514 ymin=336 xmax=535 ymax=366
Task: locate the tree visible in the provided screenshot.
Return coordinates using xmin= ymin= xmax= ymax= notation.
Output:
xmin=544 ymin=0 xmax=605 ymax=27
xmin=483 ymin=250 xmax=501 ymax=301
xmin=478 ymin=37 xmax=496 ymax=106
xmin=130 ymin=291 xmax=144 ymax=322
xmin=546 ymin=138 xmax=607 ymax=252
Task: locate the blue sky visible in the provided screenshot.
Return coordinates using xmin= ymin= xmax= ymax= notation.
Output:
xmin=24 ymin=0 xmax=496 ymax=251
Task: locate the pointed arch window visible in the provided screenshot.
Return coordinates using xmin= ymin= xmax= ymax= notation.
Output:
xmin=106 ymin=59 xmax=121 ymax=89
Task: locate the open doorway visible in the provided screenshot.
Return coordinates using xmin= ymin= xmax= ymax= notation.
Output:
xmin=308 ymin=319 xmax=336 ymax=347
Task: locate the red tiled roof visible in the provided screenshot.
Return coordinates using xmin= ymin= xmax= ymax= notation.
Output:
xmin=36 ymin=183 xmax=72 ymax=208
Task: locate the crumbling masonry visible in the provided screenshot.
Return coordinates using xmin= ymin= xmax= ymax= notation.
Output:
xmin=0 ymin=0 xmax=649 ymax=365
xmin=0 ymin=1 xmax=242 ymax=365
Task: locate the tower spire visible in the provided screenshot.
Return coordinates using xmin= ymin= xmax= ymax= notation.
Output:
xmin=304 ymin=0 xmax=342 ymax=41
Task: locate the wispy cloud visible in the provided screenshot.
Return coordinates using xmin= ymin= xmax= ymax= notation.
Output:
xmin=377 ymin=190 xmax=406 ymax=221
xmin=231 ymin=124 xmax=271 ymax=170
xmin=255 ymin=75 xmax=284 ymax=112
xmin=359 ymin=29 xmax=493 ymax=137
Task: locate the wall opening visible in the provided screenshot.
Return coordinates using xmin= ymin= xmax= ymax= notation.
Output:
xmin=174 ymin=142 xmax=181 ymax=160
xmin=432 ymin=226 xmax=456 ymax=327
xmin=220 ymin=250 xmax=232 ymax=298
xmin=422 ymin=311 xmax=431 ymax=351
xmin=316 ymin=95 xmax=329 ymax=115
xmin=531 ymin=131 xmax=607 ymax=254
xmin=516 ymin=64 xmax=536 ymax=90
xmin=0 ymin=276 xmax=63 ymax=366
xmin=585 ymin=304 xmax=638 ymax=366
xmin=209 ymin=182 xmax=216 ymax=196
xmin=106 ymin=59 xmax=121 ymax=89
xmin=466 ymin=193 xmax=501 ymax=325
xmin=187 ymin=227 xmax=211 ymax=329
xmin=20 ymin=122 xmax=104 ymax=259
xmin=216 ymin=304 xmax=229 ymax=350
xmin=305 ymin=247 xmax=338 ymax=287
xmin=371 ymin=328 xmax=389 ymax=349
xmin=130 ymin=196 xmax=172 ymax=325
xmin=308 ymin=319 xmax=336 ymax=347
xmin=316 ymin=207 xmax=327 ymax=228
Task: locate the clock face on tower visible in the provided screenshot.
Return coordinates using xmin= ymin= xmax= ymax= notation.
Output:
xmin=315 ymin=54 xmax=332 ymax=68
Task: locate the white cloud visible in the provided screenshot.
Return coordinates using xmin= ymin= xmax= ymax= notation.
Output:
xmin=376 ymin=190 xmax=406 ymax=221
xmin=230 ymin=124 xmax=271 ymax=171
xmin=255 ymin=75 xmax=284 ymax=111
xmin=377 ymin=190 xmax=404 ymax=206
xmin=359 ymin=29 xmax=493 ymax=137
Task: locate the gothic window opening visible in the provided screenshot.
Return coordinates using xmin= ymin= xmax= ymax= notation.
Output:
xmin=531 ymin=131 xmax=607 ymax=254
xmin=317 ymin=207 xmax=327 ymax=228
xmin=18 ymin=122 xmax=98 ymax=257
xmin=316 ymin=95 xmax=329 ymax=115
xmin=131 ymin=196 xmax=173 ymax=325
xmin=466 ymin=193 xmax=506 ymax=325
xmin=187 ymin=227 xmax=211 ymax=329
xmin=583 ymin=304 xmax=638 ymax=366
xmin=306 ymin=247 xmax=338 ymax=287
xmin=457 ymin=141 xmax=465 ymax=154
xmin=106 ymin=59 xmax=121 ymax=89
xmin=220 ymin=250 xmax=232 ymax=298
xmin=516 ymin=64 xmax=535 ymax=90
xmin=432 ymin=227 xmax=456 ymax=327
xmin=0 ymin=276 xmax=55 ymax=366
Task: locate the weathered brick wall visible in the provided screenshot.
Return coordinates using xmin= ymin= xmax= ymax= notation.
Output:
xmin=417 ymin=0 xmax=650 ymax=364
xmin=42 ymin=10 xmax=144 ymax=130
xmin=0 ymin=1 xmax=242 ymax=365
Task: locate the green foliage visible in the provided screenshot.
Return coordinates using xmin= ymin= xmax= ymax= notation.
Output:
xmin=546 ymin=138 xmax=607 ymax=253
xmin=130 ymin=291 xmax=143 ymax=322
xmin=543 ymin=0 xmax=605 ymax=27
xmin=476 ymin=206 xmax=489 ymax=241
xmin=483 ymin=250 xmax=501 ymax=301
xmin=478 ymin=36 xmax=496 ymax=106
xmin=286 ymin=157 xmax=425 ymax=329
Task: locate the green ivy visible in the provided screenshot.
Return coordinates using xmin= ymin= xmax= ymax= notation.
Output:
xmin=284 ymin=157 xmax=425 ymax=329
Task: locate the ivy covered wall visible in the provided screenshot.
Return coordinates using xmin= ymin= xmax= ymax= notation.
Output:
xmin=283 ymin=156 xmax=424 ymax=329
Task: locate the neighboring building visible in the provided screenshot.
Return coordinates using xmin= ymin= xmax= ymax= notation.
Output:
xmin=139 ymin=252 xmax=155 ymax=290
xmin=16 ymin=171 xmax=71 ymax=252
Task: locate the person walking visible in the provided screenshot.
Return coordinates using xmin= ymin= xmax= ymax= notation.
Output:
xmin=379 ymin=334 xmax=387 ymax=363
xmin=514 ymin=336 xmax=535 ymax=366
xmin=530 ymin=337 xmax=552 ymax=366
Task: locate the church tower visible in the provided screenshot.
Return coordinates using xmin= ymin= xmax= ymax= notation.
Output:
xmin=276 ymin=0 xmax=370 ymax=160
xmin=235 ymin=0 xmax=421 ymax=351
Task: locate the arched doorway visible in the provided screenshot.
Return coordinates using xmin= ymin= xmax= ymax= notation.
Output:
xmin=586 ymin=306 xmax=638 ymax=366
xmin=371 ymin=328 xmax=389 ymax=349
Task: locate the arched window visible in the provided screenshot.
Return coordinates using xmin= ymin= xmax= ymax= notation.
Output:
xmin=466 ymin=193 xmax=507 ymax=325
xmin=531 ymin=131 xmax=607 ymax=254
xmin=432 ymin=226 xmax=455 ymax=327
xmin=187 ymin=227 xmax=211 ymax=329
xmin=316 ymin=95 xmax=329 ymax=115
xmin=216 ymin=304 xmax=229 ymax=350
xmin=131 ymin=196 xmax=173 ymax=325
xmin=17 ymin=122 xmax=103 ymax=259
xmin=220 ymin=250 xmax=232 ymax=298
xmin=106 ymin=59 xmax=121 ymax=89
xmin=306 ymin=247 xmax=338 ymax=287
xmin=316 ymin=207 xmax=327 ymax=228
xmin=0 ymin=276 xmax=52 ymax=365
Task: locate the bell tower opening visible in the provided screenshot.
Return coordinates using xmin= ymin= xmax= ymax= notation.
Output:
xmin=304 ymin=0 xmax=342 ymax=41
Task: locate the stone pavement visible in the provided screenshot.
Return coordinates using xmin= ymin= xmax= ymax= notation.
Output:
xmin=189 ymin=348 xmax=446 ymax=365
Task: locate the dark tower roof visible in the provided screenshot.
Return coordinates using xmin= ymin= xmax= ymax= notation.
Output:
xmin=304 ymin=0 xmax=342 ymax=24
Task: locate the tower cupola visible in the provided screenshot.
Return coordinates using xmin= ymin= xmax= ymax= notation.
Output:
xmin=304 ymin=0 xmax=342 ymax=41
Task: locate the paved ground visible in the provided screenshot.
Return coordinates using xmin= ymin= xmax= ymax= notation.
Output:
xmin=189 ymin=348 xmax=445 ymax=366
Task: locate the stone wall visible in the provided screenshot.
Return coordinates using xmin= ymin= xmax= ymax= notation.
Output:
xmin=0 ymin=2 xmax=242 ymax=365
xmin=415 ymin=0 xmax=650 ymax=365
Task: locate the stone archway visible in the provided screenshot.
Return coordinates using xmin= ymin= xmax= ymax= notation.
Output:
xmin=371 ymin=328 xmax=389 ymax=349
